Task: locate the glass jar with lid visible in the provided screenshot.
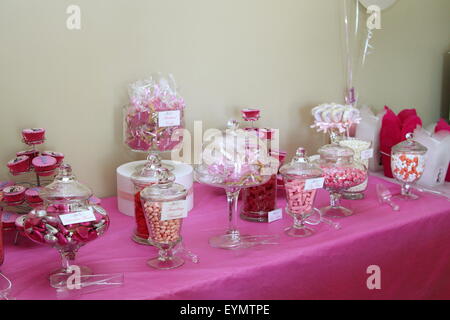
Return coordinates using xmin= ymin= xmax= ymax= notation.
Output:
xmin=315 ymin=144 xmax=367 ymax=218
xmin=131 ymin=154 xmax=164 ymax=245
xmin=280 ymin=148 xmax=324 ymax=237
xmin=22 ymin=164 xmax=109 ymax=288
xmin=140 ymin=168 xmax=188 ymax=270
xmin=391 ymin=133 xmax=427 ymax=200
xmin=240 ymin=127 xmax=278 ymax=223
xmin=338 ymin=138 xmax=372 ymax=200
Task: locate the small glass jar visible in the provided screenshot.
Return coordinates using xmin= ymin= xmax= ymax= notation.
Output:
xmin=140 ymin=168 xmax=187 ymax=269
xmin=338 ymin=138 xmax=372 ymax=200
xmin=391 ymin=133 xmax=427 ymax=200
xmin=22 ymin=164 xmax=110 ymax=288
xmin=316 ymin=144 xmax=367 ymax=218
xmin=280 ymin=148 xmax=324 ymax=237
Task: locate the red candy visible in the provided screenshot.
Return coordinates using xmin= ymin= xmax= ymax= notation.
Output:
xmin=23 ymin=207 xmax=109 ymax=248
xmin=241 ymin=175 xmax=277 ymax=218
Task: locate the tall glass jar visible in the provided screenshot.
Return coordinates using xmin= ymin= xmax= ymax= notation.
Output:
xmin=280 ymin=148 xmax=324 ymax=237
xmin=240 ymin=128 xmax=277 ymax=222
xmin=316 ymin=144 xmax=367 ymax=218
xmin=21 ymin=164 xmax=110 ymax=288
xmin=339 ymin=138 xmax=372 ymax=200
xmin=131 ymin=155 xmax=162 ymax=245
xmin=391 ymin=133 xmax=427 ymax=200
xmin=140 ymin=168 xmax=188 ymax=269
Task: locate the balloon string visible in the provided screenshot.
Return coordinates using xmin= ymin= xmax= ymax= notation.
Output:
xmin=362 ymin=28 xmax=374 ymax=65
xmin=344 ymin=0 xmax=352 ymax=93
xmin=355 ymin=0 xmax=359 ymax=36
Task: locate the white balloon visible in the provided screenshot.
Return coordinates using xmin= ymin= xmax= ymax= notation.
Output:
xmin=359 ymin=0 xmax=397 ymax=11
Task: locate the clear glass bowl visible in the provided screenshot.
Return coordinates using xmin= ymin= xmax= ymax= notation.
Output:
xmin=194 ymin=120 xmax=278 ymax=249
xmin=315 ymin=144 xmax=367 ymax=218
xmin=21 ymin=164 xmax=109 ymax=288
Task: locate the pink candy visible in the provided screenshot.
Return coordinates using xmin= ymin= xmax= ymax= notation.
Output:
xmin=143 ymin=201 xmax=182 ymax=244
xmin=284 ymin=179 xmax=317 ymax=215
xmin=23 ymin=206 xmax=109 ymax=248
xmin=321 ymin=167 xmax=366 ymax=191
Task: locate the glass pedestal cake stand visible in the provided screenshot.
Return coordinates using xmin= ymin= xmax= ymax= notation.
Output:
xmin=195 ymin=166 xmax=278 ymax=250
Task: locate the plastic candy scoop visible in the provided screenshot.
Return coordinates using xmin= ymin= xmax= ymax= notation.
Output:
xmin=376 ymin=184 xmax=400 ymax=211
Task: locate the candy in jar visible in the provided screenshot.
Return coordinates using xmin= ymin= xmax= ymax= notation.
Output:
xmin=131 ymin=155 xmax=163 ymax=245
xmin=194 ymin=120 xmax=276 ymax=249
xmin=315 ymin=143 xmax=367 ymax=218
xmin=390 ymin=133 xmax=427 ymax=200
xmin=21 ymin=164 xmax=110 ymax=288
xmin=338 ymin=138 xmax=372 ymax=200
xmin=280 ymin=148 xmax=324 ymax=237
xmin=140 ymin=167 xmax=188 ymax=269
xmin=240 ymin=108 xmax=279 ymax=222
xmin=123 ymin=74 xmax=185 ymax=153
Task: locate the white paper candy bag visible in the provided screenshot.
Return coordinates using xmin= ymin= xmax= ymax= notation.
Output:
xmin=414 ymin=127 xmax=450 ymax=187
xmin=355 ymin=105 xmax=385 ymax=172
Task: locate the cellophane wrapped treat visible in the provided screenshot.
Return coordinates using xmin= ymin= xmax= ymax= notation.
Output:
xmin=124 ymin=74 xmax=185 ymax=153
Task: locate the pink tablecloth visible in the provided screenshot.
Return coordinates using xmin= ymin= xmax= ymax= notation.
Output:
xmin=2 ymin=176 xmax=450 ymax=300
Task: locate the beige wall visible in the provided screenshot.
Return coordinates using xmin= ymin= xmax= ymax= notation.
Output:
xmin=0 ymin=0 xmax=449 ymax=197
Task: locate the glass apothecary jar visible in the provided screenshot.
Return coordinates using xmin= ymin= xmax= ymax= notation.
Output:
xmin=280 ymin=148 xmax=324 ymax=237
xmin=391 ymin=133 xmax=427 ymax=200
xmin=22 ymin=164 xmax=110 ymax=288
xmin=315 ymin=144 xmax=367 ymax=218
xmin=131 ymin=155 xmax=162 ymax=245
xmin=240 ymin=127 xmax=277 ymax=223
xmin=140 ymin=168 xmax=188 ymax=270
xmin=338 ymin=138 xmax=372 ymax=200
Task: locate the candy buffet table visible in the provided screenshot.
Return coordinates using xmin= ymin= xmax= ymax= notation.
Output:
xmin=2 ymin=175 xmax=450 ymax=300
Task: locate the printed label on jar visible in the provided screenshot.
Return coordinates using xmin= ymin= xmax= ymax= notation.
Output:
xmin=161 ymin=200 xmax=187 ymax=221
xmin=304 ymin=177 xmax=325 ymax=191
xmin=268 ymin=208 xmax=283 ymax=223
xmin=361 ymin=149 xmax=374 ymax=161
xmin=59 ymin=208 xmax=96 ymax=226
xmin=158 ymin=110 xmax=181 ymax=127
